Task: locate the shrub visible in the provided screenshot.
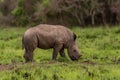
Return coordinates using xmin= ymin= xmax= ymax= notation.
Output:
xmin=11 ymin=0 xmax=29 ymax=26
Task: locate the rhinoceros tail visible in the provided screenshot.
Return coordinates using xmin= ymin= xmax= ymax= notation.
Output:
xmin=22 ymin=36 xmax=24 ymax=49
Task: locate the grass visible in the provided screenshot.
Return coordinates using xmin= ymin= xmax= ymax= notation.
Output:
xmin=0 ymin=26 xmax=120 ymax=80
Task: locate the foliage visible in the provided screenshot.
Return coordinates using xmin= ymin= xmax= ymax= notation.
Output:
xmin=11 ymin=0 xmax=29 ymax=26
xmin=0 ymin=0 xmax=120 ymax=26
xmin=0 ymin=26 xmax=120 ymax=80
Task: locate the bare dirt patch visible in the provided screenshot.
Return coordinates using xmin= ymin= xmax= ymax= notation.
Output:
xmin=0 ymin=63 xmax=24 ymax=72
xmin=0 ymin=64 xmax=12 ymax=71
xmin=81 ymin=60 xmax=96 ymax=65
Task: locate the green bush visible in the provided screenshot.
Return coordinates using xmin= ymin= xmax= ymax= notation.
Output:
xmin=12 ymin=7 xmax=25 ymax=17
xmin=11 ymin=0 xmax=28 ymax=26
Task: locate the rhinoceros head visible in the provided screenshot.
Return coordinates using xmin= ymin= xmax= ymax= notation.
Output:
xmin=68 ymin=33 xmax=82 ymax=61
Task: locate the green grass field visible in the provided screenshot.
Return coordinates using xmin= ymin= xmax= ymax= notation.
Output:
xmin=0 ymin=26 xmax=120 ymax=80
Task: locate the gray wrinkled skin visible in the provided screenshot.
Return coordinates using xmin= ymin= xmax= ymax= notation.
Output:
xmin=22 ymin=24 xmax=82 ymax=62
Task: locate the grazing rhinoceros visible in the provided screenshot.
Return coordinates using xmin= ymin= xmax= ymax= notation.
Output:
xmin=22 ymin=24 xmax=82 ymax=62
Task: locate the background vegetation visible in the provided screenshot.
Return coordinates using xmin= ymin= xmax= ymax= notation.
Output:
xmin=0 ymin=0 xmax=120 ymax=27
xmin=0 ymin=26 xmax=120 ymax=80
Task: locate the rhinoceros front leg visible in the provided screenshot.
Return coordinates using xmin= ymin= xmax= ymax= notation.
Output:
xmin=59 ymin=47 xmax=66 ymax=57
xmin=52 ymin=44 xmax=63 ymax=60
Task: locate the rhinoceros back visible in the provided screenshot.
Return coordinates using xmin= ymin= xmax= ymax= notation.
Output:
xmin=22 ymin=24 xmax=74 ymax=49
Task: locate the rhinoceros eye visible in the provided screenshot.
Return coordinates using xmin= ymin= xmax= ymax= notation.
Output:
xmin=73 ymin=50 xmax=76 ymax=52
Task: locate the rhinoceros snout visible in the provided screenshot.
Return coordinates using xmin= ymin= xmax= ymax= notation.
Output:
xmin=71 ymin=54 xmax=82 ymax=61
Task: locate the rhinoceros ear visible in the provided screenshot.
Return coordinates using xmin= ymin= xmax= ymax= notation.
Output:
xmin=73 ymin=33 xmax=77 ymax=41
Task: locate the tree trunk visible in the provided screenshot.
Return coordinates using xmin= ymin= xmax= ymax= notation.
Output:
xmin=91 ymin=11 xmax=95 ymax=25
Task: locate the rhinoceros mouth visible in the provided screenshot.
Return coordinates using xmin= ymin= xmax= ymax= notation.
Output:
xmin=71 ymin=58 xmax=78 ymax=61
xmin=70 ymin=56 xmax=78 ymax=61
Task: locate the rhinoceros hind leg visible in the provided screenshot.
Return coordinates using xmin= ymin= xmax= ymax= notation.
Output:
xmin=24 ymin=48 xmax=35 ymax=62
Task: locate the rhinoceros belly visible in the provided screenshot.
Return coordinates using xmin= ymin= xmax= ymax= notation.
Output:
xmin=36 ymin=33 xmax=56 ymax=49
